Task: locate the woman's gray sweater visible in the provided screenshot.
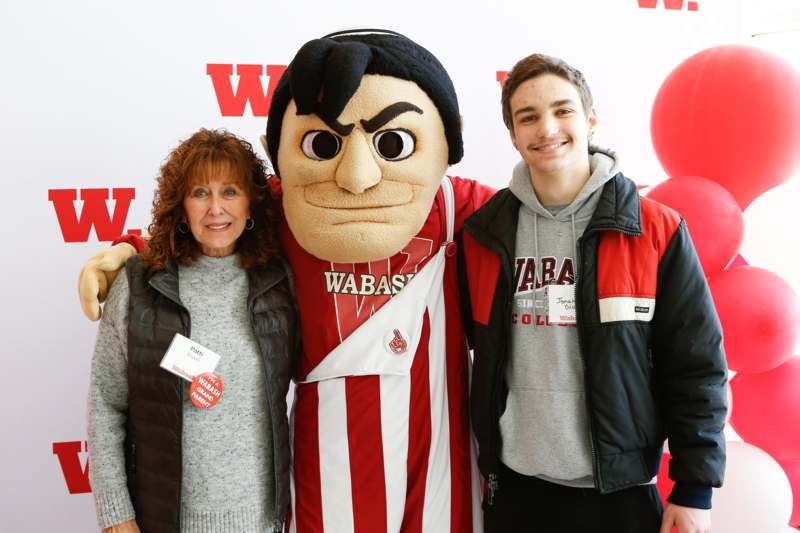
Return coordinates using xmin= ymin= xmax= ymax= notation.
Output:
xmin=87 ymin=254 xmax=276 ymax=533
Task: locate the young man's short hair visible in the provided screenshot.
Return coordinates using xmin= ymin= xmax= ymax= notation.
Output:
xmin=501 ymin=54 xmax=594 ymax=130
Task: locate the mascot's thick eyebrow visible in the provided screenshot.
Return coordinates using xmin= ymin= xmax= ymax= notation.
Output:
xmin=359 ymin=102 xmax=423 ymax=133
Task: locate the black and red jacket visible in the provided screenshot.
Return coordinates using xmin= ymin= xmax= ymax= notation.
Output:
xmin=457 ymin=173 xmax=727 ymax=509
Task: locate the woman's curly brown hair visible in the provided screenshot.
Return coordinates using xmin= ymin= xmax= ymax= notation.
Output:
xmin=141 ymin=128 xmax=279 ymax=271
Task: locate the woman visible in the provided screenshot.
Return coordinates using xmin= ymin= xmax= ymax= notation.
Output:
xmin=87 ymin=129 xmax=296 ymax=533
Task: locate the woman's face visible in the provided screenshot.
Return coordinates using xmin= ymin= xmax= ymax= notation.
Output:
xmin=183 ymin=177 xmax=250 ymax=257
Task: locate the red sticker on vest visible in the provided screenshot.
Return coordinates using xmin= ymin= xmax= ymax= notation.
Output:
xmin=190 ymin=372 xmax=224 ymax=409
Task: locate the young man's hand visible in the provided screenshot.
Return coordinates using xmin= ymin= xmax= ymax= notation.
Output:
xmin=659 ymin=503 xmax=711 ymax=533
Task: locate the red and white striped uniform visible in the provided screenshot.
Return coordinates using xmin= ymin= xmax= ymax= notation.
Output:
xmin=281 ymin=177 xmax=493 ymax=533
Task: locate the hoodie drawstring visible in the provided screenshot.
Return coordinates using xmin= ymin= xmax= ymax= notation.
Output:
xmin=533 ymin=214 xmax=540 ymax=329
xmin=533 ymin=211 xmax=579 ymax=328
xmin=571 ymin=213 xmax=579 ymax=279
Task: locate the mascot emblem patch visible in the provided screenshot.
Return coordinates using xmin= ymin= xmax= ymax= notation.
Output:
xmin=386 ymin=328 xmax=408 ymax=354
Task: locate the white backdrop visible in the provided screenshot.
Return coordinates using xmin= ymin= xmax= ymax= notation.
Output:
xmin=0 ymin=1 xmax=752 ymax=531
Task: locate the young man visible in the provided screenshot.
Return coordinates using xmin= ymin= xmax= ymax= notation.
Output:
xmin=458 ymin=54 xmax=727 ymax=533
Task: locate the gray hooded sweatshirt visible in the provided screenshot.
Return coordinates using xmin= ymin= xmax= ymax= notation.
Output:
xmin=499 ymin=146 xmax=619 ymax=487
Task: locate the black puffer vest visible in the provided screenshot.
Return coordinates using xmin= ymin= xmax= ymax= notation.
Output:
xmin=124 ymin=255 xmax=297 ymax=533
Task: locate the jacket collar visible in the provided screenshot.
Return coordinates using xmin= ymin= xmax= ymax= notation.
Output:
xmin=148 ymin=260 xmax=182 ymax=306
xmin=463 ymin=188 xmax=520 ymax=276
xmin=463 ymin=172 xmax=642 ymax=265
xmin=246 ymin=258 xmax=290 ymax=308
xmin=584 ymin=172 xmax=642 ymax=237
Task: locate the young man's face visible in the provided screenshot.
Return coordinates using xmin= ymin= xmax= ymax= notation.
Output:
xmin=509 ymin=73 xmax=597 ymax=182
xmin=276 ymin=74 xmax=449 ymax=263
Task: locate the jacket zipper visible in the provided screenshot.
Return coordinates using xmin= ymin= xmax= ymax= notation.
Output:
xmin=154 ymin=283 xmax=188 ymax=532
xmin=575 ymin=223 xmax=641 ymax=492
xmin=249 ymin=302 xmax=283 ymax=524
xmin=246 ymin=272 xmax=291 ymax=524
xmin=575 ymin=232 xmax=603 ymax=491
xmin=177 ymin=310 xmax=189 ymax=531
xmin=131 ymin=442 xmax=136 ymax=476
xmin=470 ymin=226 xmax=515 ymax=507
xmin=486 ymin=291 xmax=513 ymax=508
xmin=487 ymin=472 xmax=499 ymax=506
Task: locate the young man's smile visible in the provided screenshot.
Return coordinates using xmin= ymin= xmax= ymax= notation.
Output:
xmin=530 ymin=139 xmax=569 ymax=153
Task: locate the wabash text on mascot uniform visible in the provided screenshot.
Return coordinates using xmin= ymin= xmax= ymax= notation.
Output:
xmin=79 ymin=30 xmax=494 ymax=533
xmin=265 ymin=32 xmax=492 ymax=533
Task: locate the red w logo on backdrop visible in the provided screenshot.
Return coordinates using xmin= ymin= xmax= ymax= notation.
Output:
xmin=207 ymin=64 xmax=287 ymax=116
xmin=48 ymin=188 xmax=141 ymax=243
xmin=53 ymin=441 xmax=91 ymax=494
xmin=638 ymin=0 xmax=699 ymax=10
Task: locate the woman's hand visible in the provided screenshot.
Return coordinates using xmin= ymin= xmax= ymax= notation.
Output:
xmin=101 ymin=519 xmax=141 ymax=533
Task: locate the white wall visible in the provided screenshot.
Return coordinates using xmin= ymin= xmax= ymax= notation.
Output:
xmin=0 ymin=0 xmax=748 ymax=530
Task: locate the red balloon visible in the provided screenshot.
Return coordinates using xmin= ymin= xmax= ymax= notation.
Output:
xmin=730 ymin=357 xmax=800 ymax=461
xmin=651 ymin=45 xmax=800 ymax=209
xmin=646 ymin=176 xmax=743 ymax=276
xmin=779 ymin=459 xmax=800 ymax=527
xmin=708 ymin=266 xmax=800 ymax=373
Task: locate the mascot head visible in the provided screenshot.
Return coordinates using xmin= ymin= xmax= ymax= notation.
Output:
xmin=263 ymin=29 xmax=462 ymax=263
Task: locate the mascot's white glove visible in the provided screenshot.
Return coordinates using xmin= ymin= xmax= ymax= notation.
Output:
xmin=78 ymin=242 xmax=136 ymax=321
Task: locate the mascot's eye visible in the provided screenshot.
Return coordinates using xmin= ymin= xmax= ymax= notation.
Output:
xmin=301 ymin=130 xmax=341 ymax=161
xmin=373 ymin=129 xmax=416 ymax=161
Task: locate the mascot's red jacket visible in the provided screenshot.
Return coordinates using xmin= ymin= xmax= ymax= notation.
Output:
xmin=281 ymin=176 xmax=492 ymax=533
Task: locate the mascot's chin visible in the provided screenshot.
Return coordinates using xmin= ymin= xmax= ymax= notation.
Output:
xmin=281 ymin=182 xmax=441 ymax=263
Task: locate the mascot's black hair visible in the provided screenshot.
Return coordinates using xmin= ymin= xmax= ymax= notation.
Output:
xmin=266 ymin=30 xmax=463 ymax=176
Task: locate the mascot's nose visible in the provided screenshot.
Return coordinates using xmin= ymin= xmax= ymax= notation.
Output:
xmin=335 ymin=130 xmax=381 ymax=194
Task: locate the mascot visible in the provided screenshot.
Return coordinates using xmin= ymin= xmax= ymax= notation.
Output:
xmin=79 ymin=29 xmax=493 ymax=533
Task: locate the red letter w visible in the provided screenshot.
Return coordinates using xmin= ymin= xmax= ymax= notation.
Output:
xmin=48 ymin=188 xmax=138 ymax=243
xmin=637 ymin=0 xmax=696 ymax=9
xmin=52 ymin=441 xmax=91 ymax=494
xmin=207 ymin=64 xmax=287 ymax=117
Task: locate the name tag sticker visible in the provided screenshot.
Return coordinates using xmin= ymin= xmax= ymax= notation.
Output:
xmin=160 ymin=333 xmax=221 ymax=382
xmin=546 ymin=284 xmax=577 ymax=325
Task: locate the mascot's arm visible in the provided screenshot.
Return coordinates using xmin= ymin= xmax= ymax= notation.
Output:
xmin=79 ymin=235 xmax=146 ymax=321
xmin=450 ymin=176 xmax=497 ymax=231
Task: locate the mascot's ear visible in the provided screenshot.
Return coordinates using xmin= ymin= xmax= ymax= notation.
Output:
xmin=260 ymin=135 xmax=269 ymax=157
xmin=260 ymin=134 xmax=277 ymax=175
xmin=259 ymin=134 xmax=282 ymax=198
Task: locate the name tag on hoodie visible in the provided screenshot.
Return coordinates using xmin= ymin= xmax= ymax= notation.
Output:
xmin=160 ymin=333 xmax=221 ymax=381
xmin=545 ymin=284 xmax=577 ymax=325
